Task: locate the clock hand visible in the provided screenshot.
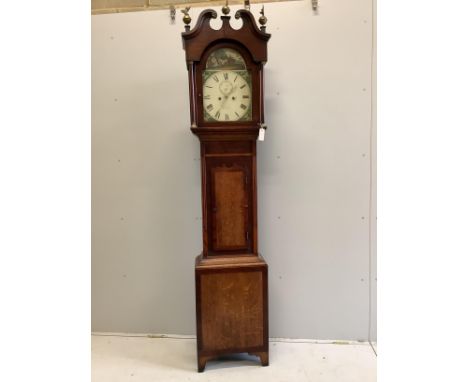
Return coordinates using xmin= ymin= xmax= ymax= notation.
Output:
xmin=219 ymin=86 xmax=236 ymax=109
xmin=225 ymin=86 xmax=238 ymax=102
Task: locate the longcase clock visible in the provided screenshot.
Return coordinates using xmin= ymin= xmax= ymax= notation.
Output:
xmin=181 ymin=4 xmax=271 ymax=372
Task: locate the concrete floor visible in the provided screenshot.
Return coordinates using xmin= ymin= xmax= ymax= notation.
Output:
xmin=92 ymin=334 xmax=376 ymax=382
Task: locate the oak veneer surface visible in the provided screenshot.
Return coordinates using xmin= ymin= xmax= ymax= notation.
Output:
xmin=200 ymin=270 xmax=264 ymax=350
xmin=206 ymin=156 xmax=253 ymax=255
xmin=213 ymin=168 xmax=247 ymax=250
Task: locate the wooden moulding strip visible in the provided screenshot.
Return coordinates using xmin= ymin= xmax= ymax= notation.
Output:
xmin=92 ymin=0 xmax=300 ymax=15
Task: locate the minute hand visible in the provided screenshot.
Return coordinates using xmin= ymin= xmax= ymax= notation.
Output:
xmin=220 ymin=86 xmax=237 ymax=109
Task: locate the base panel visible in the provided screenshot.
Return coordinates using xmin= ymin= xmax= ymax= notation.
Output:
xmin=195 ymin=255 xmax=268 ymax=372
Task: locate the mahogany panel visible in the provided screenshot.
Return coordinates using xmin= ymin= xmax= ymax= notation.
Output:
xmin=182 ymin=11 xmax=271 ymax=64
xmin=204 ymin=141 xmax=252 ymax=155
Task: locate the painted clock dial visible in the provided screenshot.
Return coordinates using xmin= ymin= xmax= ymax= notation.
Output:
xmin=202 ymin=48 xmax=252 ymax=122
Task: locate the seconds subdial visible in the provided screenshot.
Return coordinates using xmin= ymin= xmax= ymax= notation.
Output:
xmin=203 ymin=70 xmax=251 ymax=122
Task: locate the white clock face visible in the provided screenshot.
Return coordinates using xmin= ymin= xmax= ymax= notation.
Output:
xmin=203 ymin=70 xmax=252 ymax=122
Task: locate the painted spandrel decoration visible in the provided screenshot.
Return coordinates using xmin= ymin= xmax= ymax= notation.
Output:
xmin=203 ymin=48 xmax=252 ymax=122
xmin=206 ymin=48 xmax=246 ymax=70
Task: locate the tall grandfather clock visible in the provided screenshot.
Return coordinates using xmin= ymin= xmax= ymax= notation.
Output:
xmin=181 ymin=3 xmax=271 ymax=372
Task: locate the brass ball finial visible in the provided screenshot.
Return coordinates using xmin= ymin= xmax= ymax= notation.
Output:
xmin=222 ymin=1 xmax=230 ymax=15
xmin=181 ymin=6 xmax=191 ymax=26
xmin=259 ymin=5 xmax=267 ymax=27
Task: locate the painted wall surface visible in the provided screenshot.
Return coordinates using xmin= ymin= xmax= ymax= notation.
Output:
xmin=92 ymin=0 xmax=376 ymax=340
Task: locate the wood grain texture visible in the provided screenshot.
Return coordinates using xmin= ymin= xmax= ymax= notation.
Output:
xmin=183 ymin=11 xmax=268 ymax=259
xmin=182 ymin=9 xmax=270 ymax=371
xmin=213 ymin=168 xmax=247 ymax=249
xmin=195 ymin=257 xmax=269 ymax=371
xmin=200 ymin=270 xmax=263 ymax=350
xmin=182 ymin=11 xmax=270 ymax=63
xmin=206 ymin=157 xmax=253 ymax=255
xmin=204 ymin=141 xmax=252 ymax=155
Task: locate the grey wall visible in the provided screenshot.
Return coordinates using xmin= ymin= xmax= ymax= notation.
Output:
xmin=92 ymin=0 xmax=376 ymax=341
